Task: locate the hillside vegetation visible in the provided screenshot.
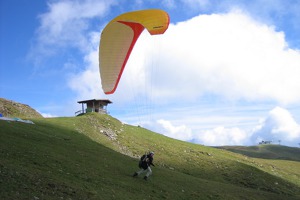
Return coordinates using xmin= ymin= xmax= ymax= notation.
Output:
xmin=0 ymin=98 xmax=43 ymax=118
xmin=1 ymin=104 xmax=300 ymax=199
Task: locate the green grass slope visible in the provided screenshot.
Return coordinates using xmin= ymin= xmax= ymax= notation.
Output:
xmin=1 ymin=113 xmax=300 ymax=199
xmin=218 ymin=145 xmax=300 ymax=162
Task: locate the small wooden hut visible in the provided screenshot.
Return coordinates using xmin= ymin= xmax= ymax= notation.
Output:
xmin=76 ymin=99 xmax=112 ymax=115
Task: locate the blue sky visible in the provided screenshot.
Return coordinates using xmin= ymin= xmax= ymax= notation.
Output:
xmin=1 ymin=0 xmax=300 ymax=147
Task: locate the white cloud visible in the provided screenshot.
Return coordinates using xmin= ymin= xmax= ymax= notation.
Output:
xmin=39 ymin=0 xmax=112 ymax=43
xmin=31 ymin=0 xmax=116 ymax=61
xmin=196 ymin=126 xmax=249 ymax=146
xmin=252 ymin=107 xmax=300 ymax=144
xmin=136 ymin=107 xmax=300 ymax=147
xmin=110 ymin=10 xmax=300 ymax=105
xmin=41 ymin=112 xmax=57 ymax=118
xmin=144 ymin=118 xmax=249 ymax=146
xmin=156 ymin=119 xmax=194 ymax=141
xmin=68 ymin=46 xmax=102 ymax=100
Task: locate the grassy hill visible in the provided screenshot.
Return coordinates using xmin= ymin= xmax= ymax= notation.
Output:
xmin=0 ymin=98 xmax=43 ymax=119
xmin=1 ymin=112 xmax=300 ymax=199
xmin=217 ymin=145 xmax=300 ymax=162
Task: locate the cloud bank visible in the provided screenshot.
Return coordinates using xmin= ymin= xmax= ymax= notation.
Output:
xmin=252 ymin=107 xmax=300 ymax=144
xmin=120 ymin=10 xmax=300 ymax=105
xmin=153 ymin=107 xmax=300 ymax=146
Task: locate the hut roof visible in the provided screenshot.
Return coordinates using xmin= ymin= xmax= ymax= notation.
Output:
xmin=77 ymin=99 xmax=112 ymax=104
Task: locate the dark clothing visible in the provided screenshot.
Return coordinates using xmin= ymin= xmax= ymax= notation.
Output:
xmin=140 ymin=154 xmax=154 ymax=170
xmin=134 ymin=153 xmax=155 ymax=180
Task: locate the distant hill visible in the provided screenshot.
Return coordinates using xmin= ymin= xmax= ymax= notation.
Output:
xmin=0 ymin=97 xmax=43 ymax=118
xmin=217 ymin=145 xmax=300 ymax=162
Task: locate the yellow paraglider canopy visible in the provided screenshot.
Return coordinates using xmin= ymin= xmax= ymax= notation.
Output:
xmin=99 ymin=9 xmax=170 ymax=94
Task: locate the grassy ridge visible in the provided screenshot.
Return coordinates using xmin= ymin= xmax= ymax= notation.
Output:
xmin=217 ymin=145 xmax=300 ymax=162
xmin=1 ymin=113 xmax=300 ymax=199
xmin=0 ymin=98 xmax=43 ymax=119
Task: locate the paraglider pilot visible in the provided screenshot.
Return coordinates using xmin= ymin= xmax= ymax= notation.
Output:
xmin=133 ymin=152 xmax=155 ymax=180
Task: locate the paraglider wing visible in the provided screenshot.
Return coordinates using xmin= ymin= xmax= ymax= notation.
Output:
xmin=99 ymin=9 xmax=170 ymax=94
